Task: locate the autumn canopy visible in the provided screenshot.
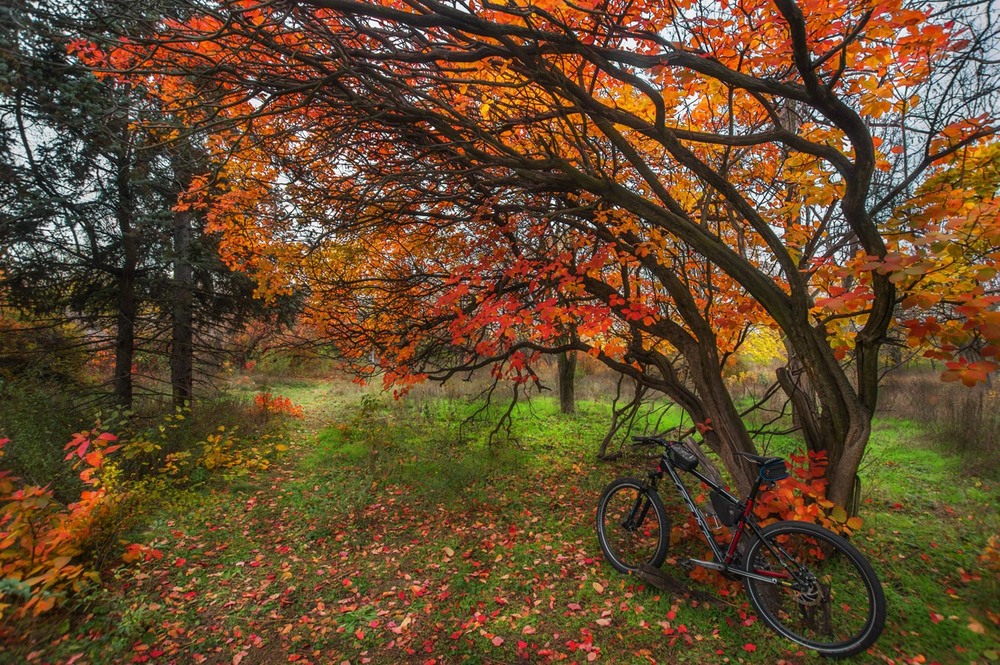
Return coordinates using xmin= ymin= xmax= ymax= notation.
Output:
xmin=72 ymin=0 xmax=1000 ymax=504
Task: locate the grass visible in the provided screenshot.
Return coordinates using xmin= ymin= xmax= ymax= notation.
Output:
xmin=1 ymin=380 xmax=997 ymax=664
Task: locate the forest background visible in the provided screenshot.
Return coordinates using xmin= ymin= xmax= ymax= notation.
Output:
xmin=1 ymin=0 xmax=998 ymax=662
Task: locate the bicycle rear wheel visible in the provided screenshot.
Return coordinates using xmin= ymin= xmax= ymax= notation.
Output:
xmin=596 ymin=477 xmax=670 ymax=574
xmin=742 ymin=521 xmax=886 ymax=658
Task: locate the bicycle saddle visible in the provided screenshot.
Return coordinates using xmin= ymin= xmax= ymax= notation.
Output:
xmin=735 ymin=451 xmax=789 ymax=481
xmin=734 ymin=451 xmax=782 ymax=466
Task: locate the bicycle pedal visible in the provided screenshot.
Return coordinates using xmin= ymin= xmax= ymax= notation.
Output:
xmin=677 ymin=558 xmax=694 ymax=569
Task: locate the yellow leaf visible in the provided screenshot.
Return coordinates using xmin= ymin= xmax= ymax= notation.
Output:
xmin=50 ymin=556 xmax=72 ymax=571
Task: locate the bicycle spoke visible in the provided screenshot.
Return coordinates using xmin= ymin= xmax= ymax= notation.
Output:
xmin=744 ymin=523 xmax=884 ymax=656
xmin=596 ymin=478 xmax=669 ymax=573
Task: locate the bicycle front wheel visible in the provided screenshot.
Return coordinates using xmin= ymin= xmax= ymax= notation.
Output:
xmin=742 ymin=521 xmax=886 ymax=658
xmin=596 ymin=477 xmax=670 ymax=574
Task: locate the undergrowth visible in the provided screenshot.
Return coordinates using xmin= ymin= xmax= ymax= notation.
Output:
xmin=0 ymin=382 xmax=996 ymax=665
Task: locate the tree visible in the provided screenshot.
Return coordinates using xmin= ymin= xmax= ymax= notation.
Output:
xmin=0 ymin=1 xmax=290 ymax=408
xmin=96 ymin=0 xmax=1000 ymax=503
xmin=0 ymin=2 xmax=167 ymax=408
xmin=557 ymin=351 xmax=577 ymax=415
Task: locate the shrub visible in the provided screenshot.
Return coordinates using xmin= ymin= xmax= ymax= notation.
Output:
xmin=0 ymin=316 xmax=89 ymax=386
xmin=0 ymin=380 xmax=90 ymax=503
xmin=754 ymin=450 xmax=862 ymax=536
xmin=0 ymin=429 xmax=120 ymax=619
xmin=116 ymin=401 xmax=288 ymax=482
xmin=253 ymin=391 xmax=304 ymax=419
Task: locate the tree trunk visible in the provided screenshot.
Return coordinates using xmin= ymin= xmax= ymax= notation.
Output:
xmin=776 ymin=356 xmax=823 ymax=453
xmin=113 ymin=138 xmax=137 ymax=410
xmin=171 ymin=208 xmax=194 ymax=408
xmin=781 ymin=323 xmax=875 ymax=509
xmin=114 ymin=237 xmax=137 ymax=410
xmin=684 ymin=340 xmax=759 ymax=496
xmin=557 ymin=350 xmax=576 ymax=414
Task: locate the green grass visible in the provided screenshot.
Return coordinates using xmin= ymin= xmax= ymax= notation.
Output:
xmin=1 ymin=382 xmax=997 ymax=664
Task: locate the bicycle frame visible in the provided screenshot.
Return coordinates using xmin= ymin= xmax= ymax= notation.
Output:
xmin=602 ymin=439 xmax=887 ymax=657
xmin=644 ymin=448 xmax=797 ymax=588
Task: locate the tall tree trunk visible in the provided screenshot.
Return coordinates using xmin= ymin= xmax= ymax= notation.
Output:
xmin=170 ymin=208 xmax=194 ymax=408
xmin=557 ymin=350 xmax=576 ymax=414
xmin=113 ymin=138 xmax=136 ymax=410
xmin=662 ymin=333 xmax=760 ymax=496
xmin=114 ymin=232 xmax=137 ymax=410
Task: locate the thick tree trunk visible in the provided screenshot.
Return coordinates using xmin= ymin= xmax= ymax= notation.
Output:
xmin=782 ymin=323 xmax=876 ymax=509
xmin=557 ymin=350 xmax=576 ymax=414
xmin=684 ymin=340 xmax=759 ymax=496
xmin=828 ymin=418 xmax=869 ymax=509
xmin=700 ymin=392 xmax=758 ymax=496
xmin=171 ymin=208 xmax=194 ymax=408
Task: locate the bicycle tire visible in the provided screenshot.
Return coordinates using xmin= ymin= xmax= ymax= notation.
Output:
xmin=742 ymin=520 xmax=886 ymax=658
xmin=596 ymin=477 xmax=670 ymax=574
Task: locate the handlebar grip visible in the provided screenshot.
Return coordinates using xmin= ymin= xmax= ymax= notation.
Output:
xmin=631 ymin=436 xmax=666 ymax=446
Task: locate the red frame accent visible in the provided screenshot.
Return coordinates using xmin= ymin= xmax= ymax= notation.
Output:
xmin=725 ymin=498 xmax=756 ymax=563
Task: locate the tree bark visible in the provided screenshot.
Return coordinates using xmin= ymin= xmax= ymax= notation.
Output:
xmin=557 ymin=350 xmax=576 ymax=414
xmin=170 ymin=208 xmax=194 ymax=408
xmin=776 ymin=356 xmax=823 ymax=453
xmin=113 ymin=138 xmax=137 ymax=410
xmin=114 ymin=234 xmax=137 ymax=410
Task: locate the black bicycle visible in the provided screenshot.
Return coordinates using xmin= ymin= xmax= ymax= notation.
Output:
xmin=596 ymin=436 xmax=886 ymax=658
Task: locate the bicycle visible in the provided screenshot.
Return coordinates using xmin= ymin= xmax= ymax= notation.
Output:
xmin=596 ymin=436 xmax=886 ymax=658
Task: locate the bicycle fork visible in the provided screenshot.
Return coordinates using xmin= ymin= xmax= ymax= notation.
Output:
xmin=622 ymin=479 xmax=656 ymax=532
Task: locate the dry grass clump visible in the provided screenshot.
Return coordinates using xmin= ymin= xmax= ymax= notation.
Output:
xmin=879 ymin=370 xmax=999 ymax=477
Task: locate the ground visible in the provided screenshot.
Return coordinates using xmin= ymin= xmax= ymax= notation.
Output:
xmin=2 ymin=380 xmax=997 ymax=664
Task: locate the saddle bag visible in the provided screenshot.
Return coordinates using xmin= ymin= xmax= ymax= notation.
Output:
xmin=758 ymin=458 xmax=789 ymax=482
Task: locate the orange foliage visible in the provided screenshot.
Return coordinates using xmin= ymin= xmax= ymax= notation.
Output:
xmin=0 ymin=431 xmax=118 ymax=618
xmin=755 ymin=451 xmax=863 ymax=536
xmin=253 ymin=392 xmax=304 ymax=419
xmin=81 ymin=0 xmax=994 ymax=390
xmin=63 ymin=0 xmax=1000 ymax=498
